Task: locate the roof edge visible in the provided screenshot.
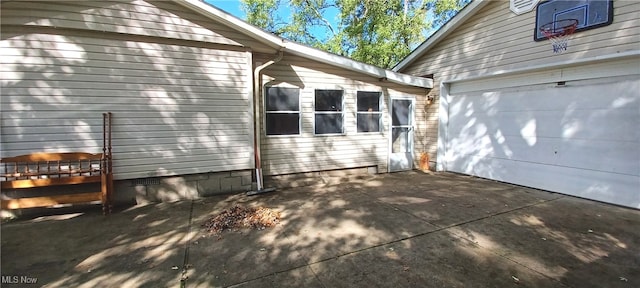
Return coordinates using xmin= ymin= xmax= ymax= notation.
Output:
xmin=177 ymin=0 xmax=432 ymax=89
xmin=284 ymin=41 xmax=433 ymax=88
xmin=176 ymin=0 xmax=284 ymax=49
xmin=392 ymin=0 xmax=490 ymax=72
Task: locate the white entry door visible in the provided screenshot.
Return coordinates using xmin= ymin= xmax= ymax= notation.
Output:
xmin=389 ymin=98 xmax=415 ymax=172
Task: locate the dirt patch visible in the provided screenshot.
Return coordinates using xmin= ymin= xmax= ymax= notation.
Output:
xmin=202 ymin=205 xmax=281 ymax=234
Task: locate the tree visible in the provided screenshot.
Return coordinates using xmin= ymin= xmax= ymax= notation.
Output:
xmin=241 ymin=0 xmax=470 ymax=68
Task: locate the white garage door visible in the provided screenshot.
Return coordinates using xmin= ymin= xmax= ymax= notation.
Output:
xmin=444 ymin=75 xmax=639 ymax=208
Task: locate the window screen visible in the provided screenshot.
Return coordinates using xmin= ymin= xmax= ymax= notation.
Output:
xmin=357 ymin=91 xmax=382 ymax=132
xmin=265 ymin=87 xmax=300 ymax=135
xmin=314 ymin=89 xmax=344 ymax=134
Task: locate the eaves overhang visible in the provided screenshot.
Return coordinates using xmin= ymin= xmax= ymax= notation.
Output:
xmin=177 ymin=0 xmax=432 ymax=89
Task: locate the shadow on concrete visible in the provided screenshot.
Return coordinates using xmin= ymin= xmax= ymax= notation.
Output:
xmin=2 ymin=172 xmax=639 ymax=287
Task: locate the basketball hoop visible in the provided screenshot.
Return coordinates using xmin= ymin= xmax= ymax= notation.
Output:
xmin=540 ymin=19 xmax=578 ymax=54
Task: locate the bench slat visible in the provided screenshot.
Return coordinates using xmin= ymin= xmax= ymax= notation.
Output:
xmin=1 ymin=192 xmax=103 ymax=209
xmin=1 ymin=175 xmax=102 ymax=189
xmin=1 ymin=113 xmax=112 ymax=213
xmin=2 ymin=168 xmax=102 ymax=179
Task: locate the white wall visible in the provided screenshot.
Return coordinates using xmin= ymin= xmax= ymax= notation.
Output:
xmin=1 ymin=6 xmax=255 ymax=180
xmin=398 ymin=0 xmax=640 ymax=166
xmin=0 ymin=0 xmax=276 ymax=53
xmin=258 ymin=54 xmax=429 ymax=175
xmin=402 ymin=1 xmax=640 ymax=78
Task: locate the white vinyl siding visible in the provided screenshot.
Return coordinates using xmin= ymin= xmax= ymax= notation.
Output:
xmin=258 ymin=55 xmax=428 ymax=176
xmin=403 ymin=1 xmax=639 ymax=78
xmin=0 ymin=0 xmax=277 ymax=53
xmin=0 ymin=30 xmax=253 ymax=180
xmin=399 ymin=0 xmax=640 ymax=166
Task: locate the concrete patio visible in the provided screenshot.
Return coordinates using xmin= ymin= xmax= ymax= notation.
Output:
xmin=1 ymin=171 xmax=638 ymax=287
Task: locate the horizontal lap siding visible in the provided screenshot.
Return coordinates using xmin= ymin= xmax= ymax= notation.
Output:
xmin=403 ymin=1 xmax=640 ymax=78
xmin=400 ymin=0 xmax=640 ymax=165
xmin=259 ymin=55 xmax=428 ymax=175
xmin=1 ymin=30 xmax=253 ymax=180
xmin=0 ymin=0 xmax=276 ymax=53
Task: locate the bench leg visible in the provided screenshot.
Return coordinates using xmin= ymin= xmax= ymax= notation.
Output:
xmin=101 ymin=174 xmax=109 ymax=215
xmin=108 ymin=173 xmax=114 ymax=214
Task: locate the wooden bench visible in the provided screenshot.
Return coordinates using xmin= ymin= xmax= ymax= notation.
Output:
xmin=1 ymin=112 xmax=113 ymax=214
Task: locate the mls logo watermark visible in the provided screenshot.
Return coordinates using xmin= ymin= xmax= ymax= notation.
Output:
xmin=1 ymin=275 xmax=38 ymax=284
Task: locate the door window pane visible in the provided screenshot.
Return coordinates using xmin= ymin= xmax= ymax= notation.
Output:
xmin=392 ymin=127 xmax=410 ymax=153
xmin=392 ymin=99 xmax=411 ymax=126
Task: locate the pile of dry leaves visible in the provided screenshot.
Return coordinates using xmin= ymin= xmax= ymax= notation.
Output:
xmin=202 ymin=205 xmax=281 ymax=234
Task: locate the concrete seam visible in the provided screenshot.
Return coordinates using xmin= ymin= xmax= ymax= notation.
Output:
xmin=303 ymin=195 xmax=566 ymax=261
xmin=437 ymin=197 xmax=571 ymax=287
xmin=467 ymin=242 xmax=573 ymax=288
xmin=224 ymin=185 xmax=567 ymax=287
xmin=306 ymin=262 xmax=329 ymax=288
xmin=363 ymin=195 xmax=570 ymax=287
xmin=281 ymin=228 xmax=328 ymax=288
xmin=179 ymin=200 xmax=195 ymax=288
xmin=436 ymin=196 xmax=565 ymax=230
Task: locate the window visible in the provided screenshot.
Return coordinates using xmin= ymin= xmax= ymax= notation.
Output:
xmin=265 ymin=87 xmax=300 ymax=135
xmin=314 ymin=89 xmax=344 ymax=135
xmin=357 ymin=91 xmax=382 ymax=133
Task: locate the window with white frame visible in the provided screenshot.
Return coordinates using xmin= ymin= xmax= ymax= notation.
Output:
xmin=357 ymin=91 xmax=382 ymax=133
xmin=265 ymin=87 xmax=300 ymax=135
xmin=314 ymin=89 xmax=344 ymax=135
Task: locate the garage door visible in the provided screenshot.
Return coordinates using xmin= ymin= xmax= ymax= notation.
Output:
xmin=443 ymin=75 xmax=639 ymax=208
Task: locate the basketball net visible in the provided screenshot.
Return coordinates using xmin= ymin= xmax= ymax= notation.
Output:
xmin=540 ymin=19 xmax=578 ymax=54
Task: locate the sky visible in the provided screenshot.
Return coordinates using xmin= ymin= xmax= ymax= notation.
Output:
xmin=207 ymin=0 xmax=343 ymax=42
xmin=208 ymin=0 xmax=245 ymax=19
xmin=206 ymin=0 xmax=449 ymax=44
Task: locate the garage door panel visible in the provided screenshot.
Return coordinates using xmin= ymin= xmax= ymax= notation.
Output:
xmin=555 ymin=139 xmax=638 ymax=175
xmin=451 ymin=90 xmax=622 ymax=116
xmin=446 ymin=75 xmax=639 ymax=208
xmin=447 ymin=113 xmax=562 ymax=141
xmin=454 ymin=77 xmax=638 ymax=112
xmin=449 ymin=103 xmax=638 ymax=142
xmin=482 ymin=135 xmax=639 ymax=175
xmin=449 ymin=156 xmax=640 ymax=208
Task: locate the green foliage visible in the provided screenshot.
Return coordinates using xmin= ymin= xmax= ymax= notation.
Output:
xmin=241 ymin=0 xmax=470 ymax=68
xmin=242 ymin=0 xmax=279 ymax=32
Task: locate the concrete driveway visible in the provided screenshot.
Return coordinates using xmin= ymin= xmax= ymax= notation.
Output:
xmin=1 ymin=171 xmax=639 ymax=287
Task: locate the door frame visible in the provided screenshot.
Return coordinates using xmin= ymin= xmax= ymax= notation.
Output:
xmin=388 ymin=96 xmax=416 ymax=172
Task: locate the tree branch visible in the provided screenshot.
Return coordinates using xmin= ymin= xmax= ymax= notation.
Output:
xmin=302 ymin=0 xmax=336 ymax=36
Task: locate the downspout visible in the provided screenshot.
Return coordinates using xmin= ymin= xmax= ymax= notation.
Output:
xmin=251 ymin=50 xmax=284 ymax=192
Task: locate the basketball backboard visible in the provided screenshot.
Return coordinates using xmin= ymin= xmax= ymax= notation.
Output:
xmin=534 ymin=0 xmax=613 ymax=41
